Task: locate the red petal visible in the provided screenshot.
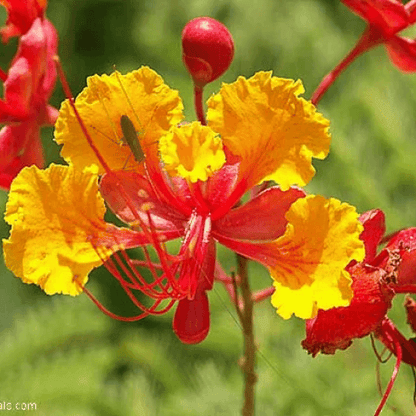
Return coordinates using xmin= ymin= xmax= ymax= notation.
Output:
xmin=38 ymin=19 xmax=58 ymax=102
xmin=1 ymin=18 xmax=57 ymax=124
xmin=302 ymin=263 xmax=393 ymax=356
xmin=384 ymin=228 xmax=416 ymax=286
xmin=342 ymin=0 xmax=409 ymax=34
xmin=359 ymin=209 xmax=386 ymax=262
xmin=0 ymin=126 xmax=17 ymax=167
xmin=0 ymin=0 xmax=45 ymax=42
xmin=204 ymin=162 xmax=241 ymax=212
xmin=385 ymin=36 xmax=416 ymax=72
xmin=173 ymin=291 xmax=210 ymax=344
xmin=100 ymin=171 xmax=186 ymax=234
xmin=213 ymin=186 xmax=305 ymax=241
xmin=406 ymin=0 xmax=416 ymax=23
xmin=1 ymin=57 xmax=32 ymax=122
xmin=0 ymin=120 xmax=44 ymax=190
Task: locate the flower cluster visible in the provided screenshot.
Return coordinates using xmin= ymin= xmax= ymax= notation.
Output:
xmin=2 ymin=6 xmax=416 ymax=414
xmin=3 ymin=66 xmax=365 ymax=343
xmin=0 ymin=0 xmax=58 ymax=190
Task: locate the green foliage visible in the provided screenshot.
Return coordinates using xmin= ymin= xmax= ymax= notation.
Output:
xmin=2 ymin=0 xmax=416 ymax=414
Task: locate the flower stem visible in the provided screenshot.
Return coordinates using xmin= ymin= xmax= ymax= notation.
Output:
xmin=252 ymin=286 xmax=275 ymax=303
xmin=311 ymin=27 xmax=383 ymax=105
xmin=236 ymin=254 xmax=257 ymax=416
xmin=194 ymin=84 xmax=207 ymax=125
xmin=0 ymin=67 xmax=7 ymax=82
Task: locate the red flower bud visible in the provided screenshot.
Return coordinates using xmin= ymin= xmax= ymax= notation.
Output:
xmin=182 ymin=17 xmax=234 ymax=87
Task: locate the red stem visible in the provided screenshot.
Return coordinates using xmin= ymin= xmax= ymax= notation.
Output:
xmin=194 ymin=84 xmax=206 ymax=125
xmin=252 ymin=286 xmax=275 ymax=303
xmin=311 ymin=27 xmax=383 ymax=105
xmin=0 ymin=67 xmax=7 ymax=82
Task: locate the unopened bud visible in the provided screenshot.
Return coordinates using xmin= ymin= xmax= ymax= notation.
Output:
xmin=182 ymin=17 xmax=234 ymax=87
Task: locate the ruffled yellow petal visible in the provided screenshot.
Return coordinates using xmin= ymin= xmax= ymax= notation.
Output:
xmin=159 ymin=122 xmax=225 ymax=183
xmin=207 ymin=71 xmax=330 ymax=190
xmin=269 ymin=195 xmax=365 ymax=319
xmin=55 ymin=66 xmax=184 ymax=174
xmin=3 ymin=164 xmax=120 ymax=296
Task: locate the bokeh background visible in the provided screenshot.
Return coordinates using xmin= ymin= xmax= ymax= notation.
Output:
xmin=1 ymin=0 xmax=416 ymax=414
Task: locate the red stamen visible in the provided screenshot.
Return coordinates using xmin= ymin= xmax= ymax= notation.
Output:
xmin=55 ymin=57 xmax=200 ymax=320
xmin=83 ymin=286 xmax=176 ymax=321
xmin=374 ymin=321 xmax=403 ymax=416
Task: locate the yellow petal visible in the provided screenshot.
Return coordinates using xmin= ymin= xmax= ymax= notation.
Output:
xmin=3 ymin=164 xmax=119 ymax=296
xmin=269 ymin=195 xmax=365 ymax=319
xmin=207 ymin=71 xmax=330 ymax=190
xmin=55 ymin=66 xmax=184 ymax=174
xmin=159 ymin=122 xmax=226 ymax=183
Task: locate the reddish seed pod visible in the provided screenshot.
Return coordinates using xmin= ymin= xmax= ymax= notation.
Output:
xmin=182 ymin=16 xmax=234 ymax=87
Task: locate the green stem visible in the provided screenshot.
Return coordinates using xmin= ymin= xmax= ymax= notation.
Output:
xmin=236 ymin=254 xmax=257 ymax=416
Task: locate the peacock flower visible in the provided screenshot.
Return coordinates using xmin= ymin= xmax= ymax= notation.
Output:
xmin=3 ymin=66 xmax=365 ymax=343
xmin=302 ymin=209 xmax=416 ymax=415
xmin=0 ymin=0 xmax=58 ymax=190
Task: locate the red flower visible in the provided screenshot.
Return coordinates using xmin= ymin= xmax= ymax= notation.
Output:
xmin=302 ymin=208 xmax=416 ymax=414
xmin=302 ymin=208 xmax=416 ymax=355
xmin=0 ymin=0 xmax=58 ymax=190
xmin=312 ymin=0 xmax=416 ymax=104
xmin=343 ymin=0 xmax=416 ymax=71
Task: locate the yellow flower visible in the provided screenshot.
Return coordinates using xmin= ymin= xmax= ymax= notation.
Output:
xmin=3 ymin=66 xmax=364 ymax=339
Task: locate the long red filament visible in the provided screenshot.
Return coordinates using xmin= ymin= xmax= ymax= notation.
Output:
xmin=83 ymin=286 xmax=176 ymax=321
xmin=374 ymin=321 xmax=403 ymax=416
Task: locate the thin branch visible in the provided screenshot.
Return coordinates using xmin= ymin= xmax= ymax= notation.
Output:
xmin=236 ymin=254 xmax=257 ymax=416
xmin=311 ymin=27 xmax=382 ymax=105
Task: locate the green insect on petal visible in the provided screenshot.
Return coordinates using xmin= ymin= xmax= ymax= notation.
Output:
xmin=120 ymin=115 xmax=145 ymax=163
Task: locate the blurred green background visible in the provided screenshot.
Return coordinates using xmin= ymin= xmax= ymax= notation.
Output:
xmin=2 ymin=0 xmax=416 ymax=414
